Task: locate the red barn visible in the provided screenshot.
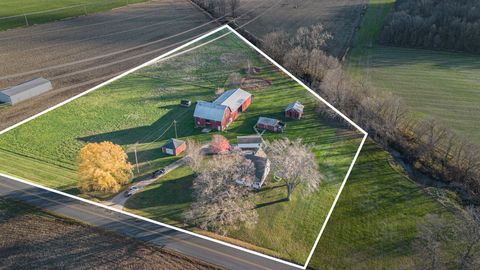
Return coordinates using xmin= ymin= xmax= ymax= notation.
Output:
xmin=194 ymin=88 xmax=252 ymax=131
xmin=285 ymin=101 xmax=304 ymax=119
xmin=162 ymin=138 xmax=186 ymax=156
xmin=256 ymin=117 xmax=286 ymax=133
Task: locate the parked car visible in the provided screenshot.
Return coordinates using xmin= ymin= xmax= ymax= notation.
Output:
xmin=124 ymin=186 xmax=139 ymax=197
xmin=152 ymin=168 xmax=165 ymax=178
xmin=180 ymin=100 xmax=191 ymax=107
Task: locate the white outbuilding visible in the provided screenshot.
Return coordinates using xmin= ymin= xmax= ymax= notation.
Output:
xmin=0 ymin=78 xmax=52 ymax=105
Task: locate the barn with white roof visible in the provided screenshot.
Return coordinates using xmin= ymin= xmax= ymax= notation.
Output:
xmin=193 ymin=88 xmax=252 ymax=131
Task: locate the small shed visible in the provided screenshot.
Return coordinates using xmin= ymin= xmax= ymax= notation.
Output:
xmin=256 ymin=117 xmax=286 ymax=132
xmin=285 ymin=101 xmax=304 ymax=119
xmin=237 ymin=135 xmax=263 ymax=150
xmin=162 ymin=138 xmax=186 ymax=156
xmin=0 ymin=78 xmax=52 ymax=105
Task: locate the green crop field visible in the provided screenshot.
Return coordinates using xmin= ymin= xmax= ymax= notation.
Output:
xmin=0 ymin=0 xmax=147 ymax=31
xmin=347 ymin=0 xmax=480 ymax=144
xmin=304 ymin=1 xmax=462 ymax=268
xmin=0 ymin=28 xmax=363 ymax=264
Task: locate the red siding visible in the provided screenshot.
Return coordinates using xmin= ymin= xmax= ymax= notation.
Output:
xmin=285 ymin=109 xmax=302 ymax=119
xmin=195 ymin=94 xmax=252 ymax=131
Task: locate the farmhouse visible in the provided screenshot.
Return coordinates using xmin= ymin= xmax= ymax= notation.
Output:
xmin=162 ymin=138 xmax=186 ymax=156
xmin=285 ymin=101 xmax=304 ymax=119
xmin=194 ymin=88 xmax=252 ymax=131
xmin=237 ymin=135 xmax=263 ymax=151
xmin=0 ymin=77 xmax=52 ymax=105
xmin=256 ymin=117 xmax=286 ymax=132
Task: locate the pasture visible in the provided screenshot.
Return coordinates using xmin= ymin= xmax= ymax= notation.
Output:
xmin=347 ymin=0 xmax=480 ymax=144
xmin=0 ymin=0 xmax=147 ymax=31
xmin=350 ymin=46 xmax=480 ymax=144
xmin=0 ymin=28 xmax=363 ymax=264
xmin=307 ymin=0 xmax=464 ymax=268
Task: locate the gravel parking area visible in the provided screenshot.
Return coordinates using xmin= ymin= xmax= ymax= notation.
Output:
xmin=0 ymin=0 xmax=218 ymax=130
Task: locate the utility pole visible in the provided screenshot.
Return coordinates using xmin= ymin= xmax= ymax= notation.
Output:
xmin=134 ymin=142 xmax=140 ymax=174
xmin=173 ymin=120 xmax=178 ymax=138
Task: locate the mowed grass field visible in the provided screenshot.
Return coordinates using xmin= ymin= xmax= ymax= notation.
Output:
xmin=0 ymin=29 xmax=363 ymax=264
xmin=0 ymin=0 xmax=147 ymax=30
xmin=304 ymin=1 xmax=462 ymax=269
xmin=348 ymin=0 xmax=480 ymax=144
xmin=350 ymin=46 xmax=480 ymax=144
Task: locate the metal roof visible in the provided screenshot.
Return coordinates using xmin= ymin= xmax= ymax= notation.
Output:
xmin=257 ymin=117 xmax=280 ymax=126
xmin=213 ymin=88 xmax=251 ymax=112
xmin=285 ymin=101 xmax=304 ymax=112
xmin=237 ymin=135 xmax=263 ymax=145
xmin=1 ymin=77 xmax=51 ymax=97
xmin=193 ymin=101 xmax=227 ymax=122
xmin=164 ymin=138 xmax=185 ymax=149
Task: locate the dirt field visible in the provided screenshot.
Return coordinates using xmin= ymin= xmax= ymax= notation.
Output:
xmin=234 ymin=0 xmax=367 ymax=57
xmin=0 ymin=0 xmax=218 ymax=130
xmin=0 ymin=198 xmax=222 ymax=270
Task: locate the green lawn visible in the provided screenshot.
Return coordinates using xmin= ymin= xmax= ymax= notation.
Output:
xmin=0 ymin=29 xmax=362 ymax=264
xmin=308 ymin=142 xmax=456 ymax=269
xmin=347 ymin=0 xmax=480 ymax=144
xmin=304 ymin=1 xmax=462 ymax=269
xmin=0 ymin=0 xmax=147 ymax=31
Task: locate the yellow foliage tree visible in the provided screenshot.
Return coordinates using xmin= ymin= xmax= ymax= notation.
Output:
xmin=77 ymin=141 xmax=133 ymax=194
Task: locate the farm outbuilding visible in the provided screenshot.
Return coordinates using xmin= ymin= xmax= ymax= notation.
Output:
xmin=285 ymin=101 xmax=304 ymax=119
xmin=162 ymin=138 xmax=186 ymax=156
xmin=0 ymin=77 xmax=52 ymax=105
xmin=256 ymin=117 xmax=286 ymax=132
xmin=194 ymin=88 xmax=252 ymax=131
xmin=237 ymin=135 xmax=263 ymax=151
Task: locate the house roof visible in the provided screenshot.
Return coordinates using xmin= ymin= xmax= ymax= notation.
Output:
xmin=164 ymin=138 xmax=185 ymax=149
xmin=285 ymin=101 xmax=304 ymax=113
xmin=257 ymin=117 xmax=280 ymax=126
xmin=193 ymin=101 xmax=227 ymax=122
xmin=213 ymin=88 xmax=251 ymax=112
xmin=245 ymin=154 xmax=269 ymax=183
xmin=237 ymin=135 xmax=263 ymax=145
xmin=1 ymin=77 xmax=51 ymax=97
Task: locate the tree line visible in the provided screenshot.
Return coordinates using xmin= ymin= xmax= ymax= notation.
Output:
xmin=379 ymin=0 xmax=480 ymax=53
xmin=262 ymin=25 xmax=480 ymax=202
xmin=192 ymin=0 xmax=241 ymax=18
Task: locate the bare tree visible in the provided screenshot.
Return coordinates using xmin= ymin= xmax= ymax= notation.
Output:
xmin=413 ymin=214 xmax=447 ymax=270
xmin=293 ymin=24 xmax=332 ymax=51
xmin=228 ymin=0 xmax=240 ymax=17
xmin=261 ymin=30 xmax=291 ymax=61
xmin=453 ymin=206 xmax=480 ymax=270
xmin=265 ymin=138 xmax=323 ymax=201
xmin=184 ymin=152 xmax=258 ymax=235
xmin=184 ymin=139 xmax=203 ymax=174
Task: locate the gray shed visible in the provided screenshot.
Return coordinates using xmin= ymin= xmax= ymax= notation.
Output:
xmin=0 ymin=78 xmax=52 ymax=105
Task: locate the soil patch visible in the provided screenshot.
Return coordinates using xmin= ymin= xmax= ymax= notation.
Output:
xmin=240 ymin=77 xmax=271 ymax=90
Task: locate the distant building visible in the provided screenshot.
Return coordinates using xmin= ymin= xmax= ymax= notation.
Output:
xmin=237 ymin=135 xmax=263 ymax=151
xmin=256 ymin=117 xmax=286 ymax=132
xmin=162 ymin=138 xmax=186 ymax=156
xmin=0 ymin=78 xmax=52 ymax=105
xmin=285 ymin=101 xmax=304 ymax=119
xmin=194 ymin=88 xmax=252 ymax=131
xmin=236 ymin=153 xmax=270 ymax=190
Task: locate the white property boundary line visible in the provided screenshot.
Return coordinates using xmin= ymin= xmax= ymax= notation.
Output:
xmin=0 ymin=25 xmax=368 ymax=269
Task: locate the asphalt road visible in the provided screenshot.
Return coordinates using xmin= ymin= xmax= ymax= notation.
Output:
xmin=0 ymin=175 xmax=298 ymax=270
